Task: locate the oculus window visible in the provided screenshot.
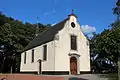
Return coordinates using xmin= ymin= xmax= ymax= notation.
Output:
xmin=71 ymin=22 xmax=75 ymax=28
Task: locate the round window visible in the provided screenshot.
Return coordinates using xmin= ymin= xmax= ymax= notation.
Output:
xmin=71 ymin=22 xmax=75 ymax=28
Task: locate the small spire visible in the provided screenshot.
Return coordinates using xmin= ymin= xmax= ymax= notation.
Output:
xmin=68 ymin=9 xmax=78 ymax=18
xmin=71 ymin=9 xmax=74 ymax=14
xmin=35 ymin=17 xmax=39 ymax=36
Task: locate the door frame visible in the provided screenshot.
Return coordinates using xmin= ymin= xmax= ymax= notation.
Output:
xmin=37 ymin=59 xmax=42 ymax=75
xmin=70 ymin=56 xmax=77 ymax=75
xmin=69 ymin=53 xmax=80 ymax=75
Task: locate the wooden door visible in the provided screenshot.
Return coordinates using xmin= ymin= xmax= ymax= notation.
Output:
xmin=70 ymin=57 xmax=77 ymax=75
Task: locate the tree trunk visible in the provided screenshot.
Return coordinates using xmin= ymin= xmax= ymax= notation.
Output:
xmin=1 ymin=56 xmax=6 ymax=73
xmin=118 ymin=57 xmax=120 ymax=80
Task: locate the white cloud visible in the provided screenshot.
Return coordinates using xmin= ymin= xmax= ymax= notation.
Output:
xmin=87 ymin=33 xmax=94 ymax=38
xmin=44 ymin=12 xmax=49 ymax=16
xmin=81 ymin=25 xmax=96 ymax=33
xmin=44 ymin=9 xmax=56 ymax=16
xmin=51 ymin=22 xmax=57 ymax=26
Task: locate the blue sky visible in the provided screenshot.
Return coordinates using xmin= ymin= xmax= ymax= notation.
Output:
xmin=0 ymin=0 xmax=116 ymax=35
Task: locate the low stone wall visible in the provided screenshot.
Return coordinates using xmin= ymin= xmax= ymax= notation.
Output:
xmin=0 ymin=74 xmax=64 ymax=80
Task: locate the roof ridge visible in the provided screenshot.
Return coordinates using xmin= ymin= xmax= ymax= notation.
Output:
xmin=35 ymin=17 xmax=69 ymax=39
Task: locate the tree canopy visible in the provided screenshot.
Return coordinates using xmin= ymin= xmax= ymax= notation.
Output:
xmin=90 ymin=1 xmax=120 ymax=73
xmin=0 ymin=12 xmax=48 ymax=73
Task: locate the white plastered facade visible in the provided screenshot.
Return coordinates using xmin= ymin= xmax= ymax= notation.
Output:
xmin=20 ymin=15 xmax=90 ymax=74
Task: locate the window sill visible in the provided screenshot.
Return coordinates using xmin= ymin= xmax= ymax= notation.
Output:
xmin=70 ymin=49 xmax=78 ymax=52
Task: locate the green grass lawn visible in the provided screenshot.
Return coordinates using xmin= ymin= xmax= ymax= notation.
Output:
xmin=99 ymin=73 xmax=118 ymax=80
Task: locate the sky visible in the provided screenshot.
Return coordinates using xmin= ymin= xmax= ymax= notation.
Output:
xmin=0 ymin=0 xmax=116 ymax=36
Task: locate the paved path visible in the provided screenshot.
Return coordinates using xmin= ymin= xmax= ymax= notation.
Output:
xmin=0 ymin=74 xmax=115 ymax=80
xmin=0 ymin=74 xmax=64 ymax=80
xmin=51 ymin=74 xmax=109 ymax=80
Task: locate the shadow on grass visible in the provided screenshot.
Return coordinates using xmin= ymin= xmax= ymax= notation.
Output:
xmin=99 ymin=73 xmax=118 ymax=80
xmin=69 ymin=77 xmax=88 ymax=80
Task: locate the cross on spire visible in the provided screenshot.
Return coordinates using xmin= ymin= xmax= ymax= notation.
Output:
xmin=68 ymin=9 xmax=78 ymax=18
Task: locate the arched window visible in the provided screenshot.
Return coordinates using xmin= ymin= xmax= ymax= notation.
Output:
xmin=31 ymin=49 xmax=34 ymax=63
xmin=43 ymin=45 xmax=47 ymax=60
xmin=70 ymin=35 xmax=77 ymax=50
xmin=24 ymin=52 xmax=26 ymax=64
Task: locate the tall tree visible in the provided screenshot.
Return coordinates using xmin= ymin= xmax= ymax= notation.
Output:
xmin=0 ymin=12 xmax=48 ymax=73
xmin=90 ymin=0 xmax=120 ymax=71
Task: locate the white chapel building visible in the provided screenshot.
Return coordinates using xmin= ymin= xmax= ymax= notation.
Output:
xmin=20 ymin=14 xmax=90 ymax=75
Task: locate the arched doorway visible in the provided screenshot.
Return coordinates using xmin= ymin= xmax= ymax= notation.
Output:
xmin=37 ymin=59 xmax=42 ymax=75
xmin=70 ymin=56 xmax=77 ymax=75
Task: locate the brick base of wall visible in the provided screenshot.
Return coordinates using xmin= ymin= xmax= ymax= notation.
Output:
xmin=0 ymin=74 xmax=64 ymax=80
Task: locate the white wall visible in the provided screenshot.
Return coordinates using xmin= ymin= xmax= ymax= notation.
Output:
xmin=79 ymin=30 xmax=90 ymax=71
xmin=20 ymin=41 xmax=55 ymax=72
xmin=54 ymin=15 xmax=90 ymax=72
xmin=20 ymin=15 xmax=90 ymax=72
xmin=42 ymin=41 xmax=55 ymax=71
xmin=20 ymin=49 xmax=38 ymax=72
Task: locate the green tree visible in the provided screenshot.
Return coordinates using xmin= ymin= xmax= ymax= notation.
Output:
xmin=0 ymin=12 xmax=48 ymax=73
